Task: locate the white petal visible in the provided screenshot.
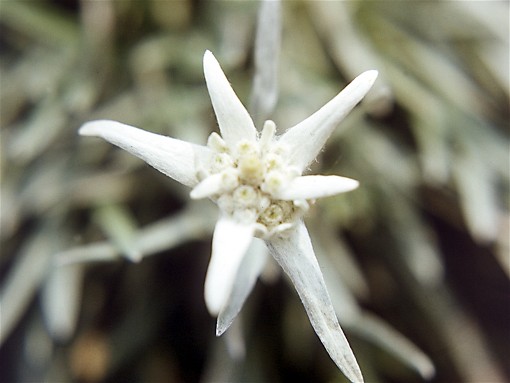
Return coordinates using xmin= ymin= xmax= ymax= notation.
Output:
xmin=203 ymin=51 xmax=257 ymax=147
xmin=79 ymin=120 xmax=210 ymax=188
xmin=216 ymin=239 xmax=268 ymax=336
xmin=280 ymin=70 xmax=378 ymax=171
xmin=190 ymin=168 xmax=239 ymax=200
xmin=275 ymin=175 xmax=359 ymax=200
xmin=190 ymin=173 xmax=225 ymax=200
xmin=267 ymin=222 xmax=363 ymax=383
xmin=204 ymin=216 xmax=255 ymax=316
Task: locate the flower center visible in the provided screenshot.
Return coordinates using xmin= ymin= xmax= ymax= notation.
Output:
xmin=197 ymin=120 xmax=308 ymax=238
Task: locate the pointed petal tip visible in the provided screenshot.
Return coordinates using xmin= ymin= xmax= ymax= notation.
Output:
xmin=348 ymin=178 xmax=360 ymax=191
xmin=215 ymin=322 xmax=226 ymax=337
xmin=189 ymin=182 xmax=208 ymax=200
xmin=78 ymin=119 xmax=116 ymax=137
xmin=365 ymin=69 xmax=379 ymax=78
xmin=203 ymin=49 xmax=217 ymax=69
xmin=338 ymin=350 xmax=364 ymax=383
xmin=189 ymin=190 xmax=201 ymax=200
xmin=350 ymin=369 xmax=364 ymax=383
xmin=78 ymin=120 xmax=100 ymax=136
xmin=358 ymin=69 xmax=378 ymax=86
xmin=276 ymin=175 xmax=360 ymax=200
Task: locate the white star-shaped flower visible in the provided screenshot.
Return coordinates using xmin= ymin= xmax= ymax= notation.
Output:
xmin=80 ymin=50 xmax=377 ymax=383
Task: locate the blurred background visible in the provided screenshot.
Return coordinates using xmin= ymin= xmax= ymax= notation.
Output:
xmin=1 ymin=1 xmax=508 ymax=382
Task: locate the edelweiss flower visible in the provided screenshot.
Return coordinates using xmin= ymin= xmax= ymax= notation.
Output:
xmin=80 ymin=50 xmax=377 ymax=383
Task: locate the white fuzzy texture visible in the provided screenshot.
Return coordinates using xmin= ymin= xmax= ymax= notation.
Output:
xmin=205 ymin=216 xmax=255 ymax=315
xmin=268 ymin=222 xmax=364 ymax=383
xmin=216 ymin=239 xmax=268 ymax=336
xmin=280 ymin=70 xmax=378 ymax=172
xmin=79 ymin=49 xmax=378 ymax=383
xmin=203 ymin=50 xmax=257 ymax=146
xmin=79 ymin=120 xmax=209 ymax=188
xmin=275 ymin=175 xmax=359 ymax=200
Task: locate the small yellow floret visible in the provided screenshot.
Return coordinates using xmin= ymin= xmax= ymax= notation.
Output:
xmin=239 ymin=154 xmax=265 ymax=184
